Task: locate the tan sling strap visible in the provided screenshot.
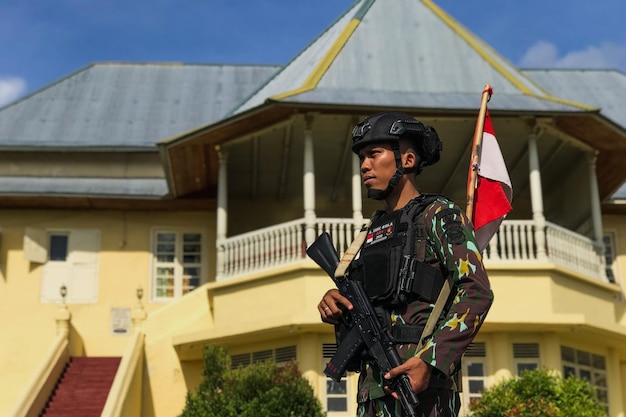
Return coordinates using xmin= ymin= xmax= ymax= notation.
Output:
xmin=333 ymin=221 xmax=371 ymax=279
xmin=332 ymin=206 xmax=453 ymax=353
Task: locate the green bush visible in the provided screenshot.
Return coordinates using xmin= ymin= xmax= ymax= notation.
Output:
xmin=469 ymin=368 xmax=606 ymax=417
xmin=180 ymin=345 xmax=326 ymax=417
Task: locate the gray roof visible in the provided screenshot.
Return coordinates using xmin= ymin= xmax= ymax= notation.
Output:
xmin=0 ymin=63 xmax=280 ymax=149
xmin=232 ymin=0 xmax=589 ymax=115
xmin=524 ymin=69 xmax=626 ymax=130
xmin=2 ymin=1 xmax=624 ymax=201
xmin=0 ymin=177 xmax=169 ymax=198
xmin=272 ymin=89 xmax=586 ymax=113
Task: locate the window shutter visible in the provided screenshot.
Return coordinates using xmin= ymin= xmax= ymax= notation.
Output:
xmin=68 ymin=230 xmax=100 ymax=303
xmin=24 ymin=227 xmax=48 ymax=264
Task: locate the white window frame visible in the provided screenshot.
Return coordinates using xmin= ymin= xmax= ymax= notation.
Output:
xmin=321 ymin=343 xmax=350 ymax=415
xmin=150 ymin=228 xmax=207 ymax=302
xmin=513 ymin=342 xmax=541 ymax=376
xmin=460 ymin=342 xmax=488 ymax=416
xmin=561 ymin=346 xmax=609 ymax=413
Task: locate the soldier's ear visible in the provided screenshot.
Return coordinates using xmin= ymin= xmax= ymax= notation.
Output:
xmin=403 ymin=148 xmax=418 ymax=170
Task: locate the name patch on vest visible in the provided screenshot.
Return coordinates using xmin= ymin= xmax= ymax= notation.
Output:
xmin=365 ymin=220 xmax=395 ymax=247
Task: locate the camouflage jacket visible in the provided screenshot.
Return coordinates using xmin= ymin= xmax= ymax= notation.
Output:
xmin=357 ymin=194 xmax=494 ymax=402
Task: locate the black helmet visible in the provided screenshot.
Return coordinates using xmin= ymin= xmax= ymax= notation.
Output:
xmin=351 ymin=112 xmax=442 ymax=172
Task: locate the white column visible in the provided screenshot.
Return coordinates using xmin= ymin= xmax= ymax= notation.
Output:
xmin=352 ymin=154 xmax=363 ymax=234
xmin=216 ymin=146 xmax=228 ymax=279
xmin=528 ymin=128 xmax=547 ymax=261
xmin=587 ymin=152 xmax=608 ymax=281
xmin=304 ymin=114 xmax=317 ymax=246
xmin=588 ymin=152 xmax=603 ymax=244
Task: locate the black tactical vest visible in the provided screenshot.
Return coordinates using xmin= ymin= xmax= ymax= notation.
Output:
xmin=348 ymin=194 xmax=447 ymax=307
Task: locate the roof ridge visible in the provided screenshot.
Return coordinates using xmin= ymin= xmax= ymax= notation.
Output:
xmin=422 ymin=0 xmax=596 ymax=111
xmin=225 ymin=0 xmax=365 ymax=117
xmin=271 ymin=1 xmax=372 ymax=101
xmin=422 ymin=0 xmax=545 ymax=96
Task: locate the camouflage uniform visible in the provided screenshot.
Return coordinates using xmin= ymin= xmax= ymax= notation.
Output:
xmin=356 ymin=195 xmax=493 ymax=417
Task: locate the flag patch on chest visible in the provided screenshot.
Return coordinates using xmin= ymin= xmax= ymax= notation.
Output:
xmin=365 ymin=220 xmax=395 ymax=246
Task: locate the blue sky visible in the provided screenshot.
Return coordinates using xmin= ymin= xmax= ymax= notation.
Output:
xmin=1 ymin=0 xmax=625 ymax=107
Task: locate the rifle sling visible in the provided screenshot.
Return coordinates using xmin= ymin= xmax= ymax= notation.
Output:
xmin=333 ymin=222 xmax=370 ymax=279
xmin=333 ymin=219 xmax=453 ymax=353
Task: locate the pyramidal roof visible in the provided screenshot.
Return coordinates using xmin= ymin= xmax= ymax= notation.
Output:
xmin=231 ymin=0 xmax=593 ymax=115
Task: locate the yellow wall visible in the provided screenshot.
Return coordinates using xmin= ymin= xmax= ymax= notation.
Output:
xmin=2 ymin=208 xmax=626 ymax=416
xmin=0 ymin=208 xmax=214 ymax=417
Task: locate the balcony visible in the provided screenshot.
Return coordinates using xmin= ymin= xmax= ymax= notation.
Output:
xmin=216 ymin=218 xmax=608 ymax=283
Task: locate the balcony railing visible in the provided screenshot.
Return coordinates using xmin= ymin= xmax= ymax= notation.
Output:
xmin=217 ymin=218 xmax=608 ymax=283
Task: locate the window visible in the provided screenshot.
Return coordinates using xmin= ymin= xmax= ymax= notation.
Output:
xmin=49 ymin=234 xmax=69 ymax=261
xmin=230 ymin=345 xmax=297 ymax=369
xmin=513 ymin=342 xmax=540 ymax=375
xmin=461 ymin=342 xmax=487 ymax=415
xmin=322 ymin=343 xmax=348 ymax=413
xmin=603 ymin=233 xmax=618 ymax=284
xmin=152 ymin=230 xmax=204 ymax=300
xmin=561 ymin=346 xmax=609 ymax=413
xmin=28 ymin=229 xmax=101 ymax=304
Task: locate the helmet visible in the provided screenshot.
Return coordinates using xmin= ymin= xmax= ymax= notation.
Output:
xmin=351 ymin=112 xmax=442 ymax=172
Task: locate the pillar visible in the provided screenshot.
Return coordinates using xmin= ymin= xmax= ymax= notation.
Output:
xmin=216 ymin=146 xmax=228 ymax=279
xmin=528 ymin=127 xmax=547 ymax=261
xmin=303 ymin=114 xmax=317 ymax=246
xmin=588 ymin=152 xmax=608 ymax=280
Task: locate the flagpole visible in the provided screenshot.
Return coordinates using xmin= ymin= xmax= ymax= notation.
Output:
xmin=466 ymin=84 xmax=493 ymax=222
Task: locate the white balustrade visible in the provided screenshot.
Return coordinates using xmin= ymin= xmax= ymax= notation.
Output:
xmin=483 ymin=221 xmax=536 ymax=262
xmin=217 ymin=218 xmax=606 ymax=283
xmin=545 ymin=221 xmax=604 ymax=280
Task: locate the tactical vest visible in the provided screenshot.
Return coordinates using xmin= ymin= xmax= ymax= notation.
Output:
xmin=348 ymin=194 xmax=447 ymax=308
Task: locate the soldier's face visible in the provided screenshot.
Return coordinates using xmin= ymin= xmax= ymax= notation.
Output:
xmin=358 ymin=142 xmax=396 ymax=191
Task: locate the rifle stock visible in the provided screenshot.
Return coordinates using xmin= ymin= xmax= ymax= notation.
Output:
xmin=307 ymin=232 xmax=420 ymax=417
xmin=306 ymin=232 xmax=340 ymax=280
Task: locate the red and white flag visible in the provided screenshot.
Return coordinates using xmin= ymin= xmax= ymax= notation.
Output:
xmin=471 ymin=108 xmax=512 ymax=251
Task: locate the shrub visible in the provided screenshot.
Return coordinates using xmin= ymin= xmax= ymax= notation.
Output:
xmin=469 ymin=368 xmax=606 ymax=417
xmin=180 ymin=345 xmax=326 ymax=417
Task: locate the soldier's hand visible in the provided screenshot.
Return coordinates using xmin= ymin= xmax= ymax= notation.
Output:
xmin=384 ymin=357 xmax=432 ymax=395
xmin=318 ymin=289 xmax=352 ymax=324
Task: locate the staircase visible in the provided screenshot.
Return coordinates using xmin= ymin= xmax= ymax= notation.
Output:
xmin=41 ymin=356 xmax=121 ymax=417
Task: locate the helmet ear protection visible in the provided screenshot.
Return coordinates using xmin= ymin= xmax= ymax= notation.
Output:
xmin=351 ymin=112 xmax=442 ymax=200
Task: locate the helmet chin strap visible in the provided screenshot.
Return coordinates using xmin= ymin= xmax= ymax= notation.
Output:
xmin=367 ymin=144 xmax=405 ymax=201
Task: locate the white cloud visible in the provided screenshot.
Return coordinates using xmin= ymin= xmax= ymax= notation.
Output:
xmin=0 ymin=77 xmax=27 ymax=107
xmin=519 ymin=41 xmax=626 ymax=72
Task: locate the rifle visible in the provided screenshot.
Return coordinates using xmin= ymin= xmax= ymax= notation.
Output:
xmin=307 ymin=232 xmax=420 ymax=417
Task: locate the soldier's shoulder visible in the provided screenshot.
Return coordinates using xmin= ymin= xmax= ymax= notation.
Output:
xmin=421 ymin=194 xmax=460 ymax=214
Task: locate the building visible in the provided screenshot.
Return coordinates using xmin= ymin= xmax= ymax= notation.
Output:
xmin=2 ymin=0 xmax=626 ymax=416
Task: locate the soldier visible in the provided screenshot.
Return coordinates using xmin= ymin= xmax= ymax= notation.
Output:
xmin=318 ymin=112 xmax=493 ymax=417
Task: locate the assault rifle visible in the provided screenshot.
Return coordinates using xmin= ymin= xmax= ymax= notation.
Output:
xmin=307 ymin=232 xmax=419 ymax=417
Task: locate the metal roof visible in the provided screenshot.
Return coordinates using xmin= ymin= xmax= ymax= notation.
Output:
xmin=0 ymin=177 xmax=169 ymax=198
xmin=272 ymin=89 xmax=586 ymax=113
xmin=232 ymin=0 xmax=590 ymax=115
xmin=524 ymin=69 xmax=626 ymax=130
xmin=0 ymin=63 xmax=280 ymax=149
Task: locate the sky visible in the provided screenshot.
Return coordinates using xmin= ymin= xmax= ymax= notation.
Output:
xmin=1 ymin=0 xmax=626 ymax=108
